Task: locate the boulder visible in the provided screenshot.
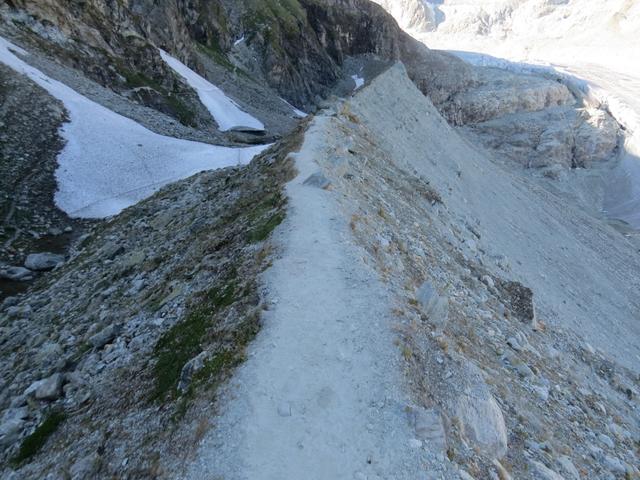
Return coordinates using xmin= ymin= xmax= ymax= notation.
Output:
xmin=177 ymin=351 xmax=208 ymax=393
xmin=26 ymin=373 xmax=64 ymax=401
xmin=24 ymin=252 xmax=65 ymax=271
xmin=456 ymin=392 xmax=508 ymax=459
xmin=0 ymin=266 xmax=34 ymax=281
xmin=6 ymin=305 xmax=32 ymax=319
xmin=303 ymin=172 xmax=332 ymax=189
xmin=0 ymin=407 xmax=28 ymax=447
xmin=416 ymin=281 xmax=449 ymax=329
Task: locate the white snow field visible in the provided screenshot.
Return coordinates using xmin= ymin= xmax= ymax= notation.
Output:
xmin=0 ymin=37 xmax=268 ymax=218
xmin=159 ymin=49 xmax=264 ymax=132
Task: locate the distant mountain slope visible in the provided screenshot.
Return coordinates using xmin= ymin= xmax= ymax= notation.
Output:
xmin=373 ymin=0 xmax=640 ymax=76
xmin=1 ymin=0 xmax=473 ymax=114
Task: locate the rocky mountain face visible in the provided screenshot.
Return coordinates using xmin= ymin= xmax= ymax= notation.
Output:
xmin=370 ymin=0 xmax=438 ymax=32
xmin=2 ymin=0 xmax=472 ymax=113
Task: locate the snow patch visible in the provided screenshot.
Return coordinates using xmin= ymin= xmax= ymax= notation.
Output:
xmin=279 ymin=97 xmax=307 ymax=118
xmin=233 ymin=36 xmax=245 ymax=46
xmin=0 ymin=37 xmax=269 ymax=218
xmin=159 ymin=49 xmax=264 ymax=132
xmin=352 ymin=74 xmax=365 ymax=90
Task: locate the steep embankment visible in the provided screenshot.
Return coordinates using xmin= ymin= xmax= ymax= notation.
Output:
xmin=373 ymin=0 xmax=640 ymax=230
xmin=0 ymin=127 xmax=300 ymax=478
xmin=185 ymin=65 xmax=639 ymax=479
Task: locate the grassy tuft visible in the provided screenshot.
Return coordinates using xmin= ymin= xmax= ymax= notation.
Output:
xmin=248 ymin=212 xmax=285 ymax=243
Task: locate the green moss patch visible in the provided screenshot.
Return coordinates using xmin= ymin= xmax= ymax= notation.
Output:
xmin=248 ymin=212 xmax=285 ymax=243
xmin=12 ymin=411 xmax=66 ymax=465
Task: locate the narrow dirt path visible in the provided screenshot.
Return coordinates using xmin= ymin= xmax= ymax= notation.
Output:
xmin=185 ymin=115 xmax=426 ymax=479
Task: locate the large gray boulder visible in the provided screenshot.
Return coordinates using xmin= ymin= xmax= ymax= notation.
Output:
xmin=0 ymin=407 xmax=28 ymax=447
xmin=24 ymin=252 xmax=65 ymax=271
xmin=416 ymin=281 xmax=449 ymax=329
xmin=455 ymin=391 xmax=508 ymax=460
xmin=89 ymin=325 xmax=119 ymax=349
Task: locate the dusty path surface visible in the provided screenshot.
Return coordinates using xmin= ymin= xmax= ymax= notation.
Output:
xmin=185 ymin=115 xmax=426 ymax=480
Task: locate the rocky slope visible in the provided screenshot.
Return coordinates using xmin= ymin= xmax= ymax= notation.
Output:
xmin=0 ymin=0 xmax=639 ymax=479
xmin=0 ymin=129 xmax=299 ymax=478
xmin=276 ymin=64 xmax=639 ymax=479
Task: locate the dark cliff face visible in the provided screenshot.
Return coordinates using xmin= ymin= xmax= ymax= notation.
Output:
xmin=2 ymin=0 xmax=473 ymax=114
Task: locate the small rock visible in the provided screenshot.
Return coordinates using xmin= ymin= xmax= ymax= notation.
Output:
xmin=507 ymin=336 xmax=523 ymax=352
xmin=598 ymin=433 xmax=615 ymax=449
xmin=177 ymin=351 xmax=207 ymax=393
xmin=24 ymin=252 xmax=65 ymax=271
xmin=492 ymin=459 xmax=513 ymax=480
xmin=515 ymin=363 xmax=535 ymax=379
xmin=556 ymin=456 xmax=580 ymax=480
xmin=410 ymin=407 xmax=446 ymax=452
xmin=532 ymin=384 xmax=550 ymax=402
xmin=482 ymin=275 xmax=495 ymax=289
xmin=303 ymin=172 xmax=331 ymax=189
xmin=602 ymin=455 xmax=626 ymax=474
xmin=70 ymin=453 xmax=99 ymax=480
xmin=459 ymin=471 xmax=476 ymax=480
xmin=408 ymin=438 xmax=423 ymax=449
xmin=6 ymin=305 xmax=32 ymax=319
xmin=2 ymin=296 xmax=19 ymax=308
xmin=530 ymin=460 xmax=565 ymax=480
xmin=89 ymin=325 xmax=119 ymax=349
xmin=277 ymin=402 xmax=292 ymax=417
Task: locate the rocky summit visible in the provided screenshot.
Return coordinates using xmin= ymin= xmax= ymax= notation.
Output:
xmin=0 ymin=1 xmax=639 ymax=479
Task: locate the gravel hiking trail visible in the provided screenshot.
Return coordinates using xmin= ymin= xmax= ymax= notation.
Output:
xmin=184 ymin=115 xmax=426 ymax=480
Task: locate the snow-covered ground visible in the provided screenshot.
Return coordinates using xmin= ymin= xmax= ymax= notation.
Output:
xmin=0 ymin=37 xmax=268 ymax=218
xmin=159 ymin=49 xmax=264 ymax=132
